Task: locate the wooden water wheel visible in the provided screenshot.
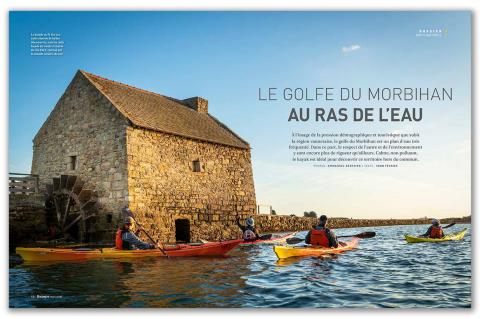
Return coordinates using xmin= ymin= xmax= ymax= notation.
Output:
xmin=45 ymin=175 xmax=97 ymax=242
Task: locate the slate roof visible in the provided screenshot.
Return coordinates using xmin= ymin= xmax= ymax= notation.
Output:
xmin=80 ymin=70 xmax=249 ymax=149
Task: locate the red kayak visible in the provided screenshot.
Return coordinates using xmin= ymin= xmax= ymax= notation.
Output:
xmin=163 ymin=239 xmax=242 ymax=257
xmin=16 ymin=239 xmax=243 ymax=262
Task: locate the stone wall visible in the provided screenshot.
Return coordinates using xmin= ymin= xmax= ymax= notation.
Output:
xmin=9 ymin=194 xmax=47 ymax=248
xmin=126 ymin=127 xmax=256 ymax=242
xmin=31 ymin=71 xmax=130 ymax=237
xmin=254 ymin=215 xmax=471 ymax=233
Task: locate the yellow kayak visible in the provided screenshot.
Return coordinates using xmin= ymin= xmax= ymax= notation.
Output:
xmin=273 ymin=238 xmax=359 ymax=259
xmin=404 ymin=228 xmax=467 ymax=243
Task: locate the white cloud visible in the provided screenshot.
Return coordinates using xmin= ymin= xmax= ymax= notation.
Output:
xmin=342 ymin=44 xmax=361 ymax=53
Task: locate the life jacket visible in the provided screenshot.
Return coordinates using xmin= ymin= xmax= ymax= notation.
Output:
xmin=115 ymin=229 xmax=132 ymax=250
xmin=243 ymin=227 xmax=257 ymax=241
xmin=430 ymin=226 xmax=443 ymax=239
xmin=310 ymin=228 xmax=330 ymax=247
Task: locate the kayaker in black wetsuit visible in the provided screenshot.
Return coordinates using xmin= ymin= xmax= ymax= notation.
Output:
xmin=305 ymin=215 xmax=340 ymax=248
xmin=115 ymin=213 xmax=156 ymax=250
xmin=236 ymin=217 xmax=261 ymax=241
xmin=421 ymin=219 xmax=444 ymax=239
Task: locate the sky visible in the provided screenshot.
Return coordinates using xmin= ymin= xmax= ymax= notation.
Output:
xmin=9 ymin=11 xmax=471 ymax=219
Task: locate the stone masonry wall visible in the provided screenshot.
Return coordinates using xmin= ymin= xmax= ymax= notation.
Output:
xmin=254 ymin=215 xmax=471 ymax=233
xmin=31 ymin=72 xmax=130 ymax=238
xmin=9 ymin=194 xmax=47 ymax=248
xmin=126 ymin=127 xmax=256 ymax=243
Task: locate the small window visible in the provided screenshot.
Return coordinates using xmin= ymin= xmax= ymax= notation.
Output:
xmin=192 ymin=160 xmax=201 ymax=172
xmin=70 ymin=156 xmax=78 ymax=170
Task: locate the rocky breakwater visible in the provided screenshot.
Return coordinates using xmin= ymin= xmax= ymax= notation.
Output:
xmin=255 ymin=215 xmax=471 ymax=233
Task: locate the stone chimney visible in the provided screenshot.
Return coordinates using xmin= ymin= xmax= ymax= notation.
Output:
xmin=183 ymin=96 xmax=208 ymax=113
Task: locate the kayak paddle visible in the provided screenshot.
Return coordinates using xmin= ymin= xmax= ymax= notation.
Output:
xmin=286 ymin=231 xmax=376 ymax=245
xmin=125 ymin=209 xmax=167 ymax=256
xmin=443 ymin=222 xmax=456 ymax=229
xmin=259 ymin=234 xmax=273 ymax=240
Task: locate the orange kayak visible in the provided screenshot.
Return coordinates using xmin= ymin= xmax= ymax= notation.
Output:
xmin=16 ymin=239 xmax=242 ymax=262
xmin=273 ymin=238 xmax=359 ymax=259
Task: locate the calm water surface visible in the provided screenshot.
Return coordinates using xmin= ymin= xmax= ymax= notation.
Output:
xmin=9 ymin=224 xmax=471 ymax=308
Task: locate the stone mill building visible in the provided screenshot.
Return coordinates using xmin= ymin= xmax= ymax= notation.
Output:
xmin=31 ymin=70 xmax=256 ymax=243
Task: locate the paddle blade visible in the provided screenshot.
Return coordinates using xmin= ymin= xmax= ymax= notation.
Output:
xmin=286 ymin=237 xmax=304 ymax=245
xmin=337 ymin=231 xmax=376 ymax=239
xmin=260 ymin=234 xmax=273 ymax=240
xmin=353 ymin=231 xmax=376 ymax=238
xmin=443 ymin=222 xmax=456 ymax=229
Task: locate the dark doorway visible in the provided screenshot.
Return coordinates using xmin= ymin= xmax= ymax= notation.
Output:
xmin=175 ymin=219 xmax=191 ymax=243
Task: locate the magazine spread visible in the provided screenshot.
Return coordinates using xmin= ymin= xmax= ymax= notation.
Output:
xmin=8 ymin=11 xmax=471 ymax=308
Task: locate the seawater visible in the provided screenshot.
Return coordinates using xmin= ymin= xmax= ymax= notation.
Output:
xmin=9 ymin=224 xmax=471 ymax=308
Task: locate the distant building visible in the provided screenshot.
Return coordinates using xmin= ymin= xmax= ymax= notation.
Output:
xmin=31 ymin=70 xmax=256 ymax=242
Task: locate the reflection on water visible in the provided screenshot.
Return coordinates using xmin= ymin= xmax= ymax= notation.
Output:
xmin=9 ymin=224 xmax=471 ymax=308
